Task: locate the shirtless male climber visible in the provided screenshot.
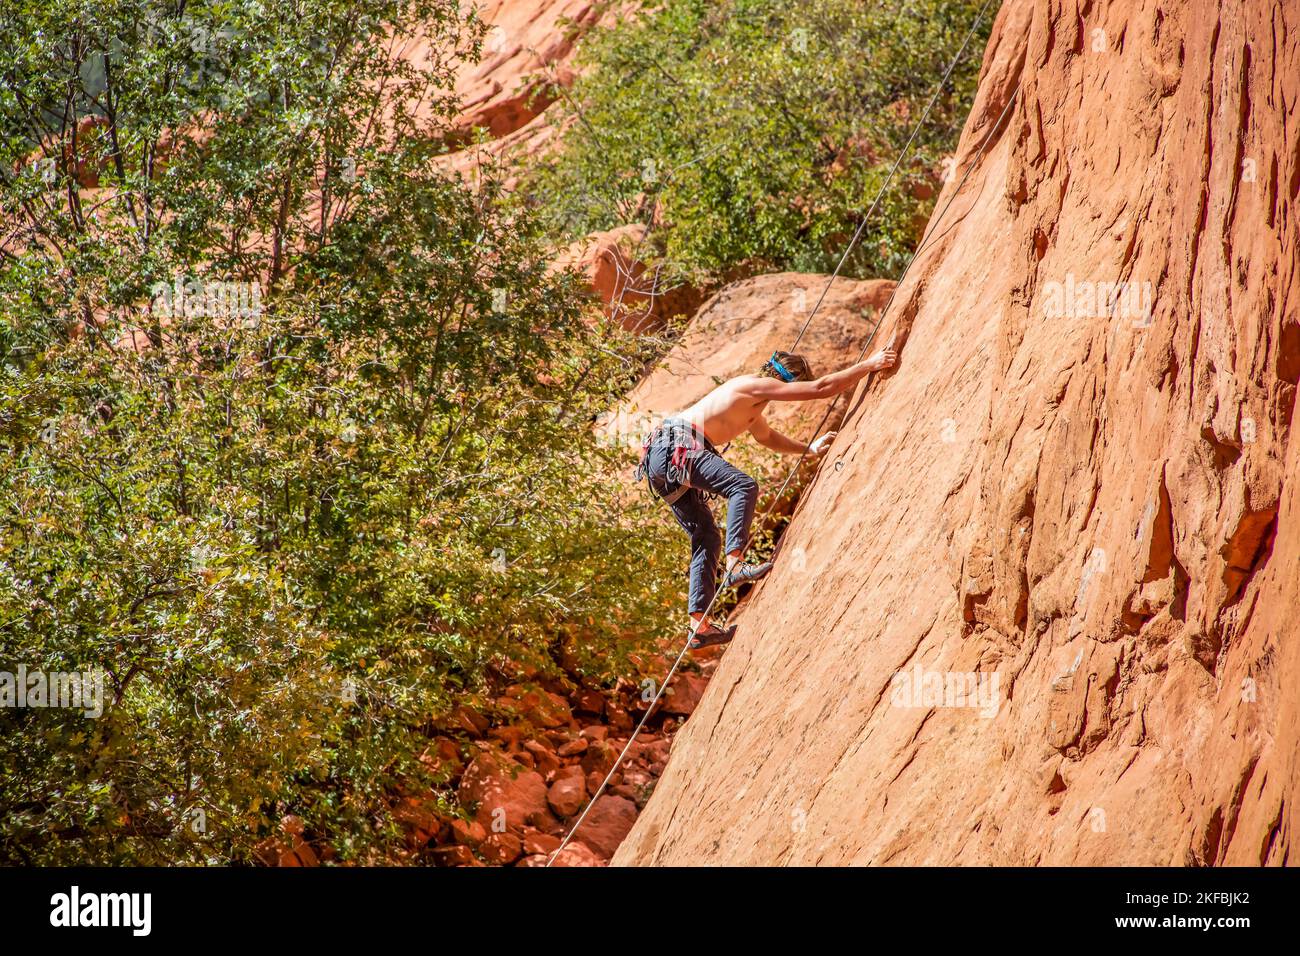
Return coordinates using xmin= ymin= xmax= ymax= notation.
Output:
xmin=636 ymin=346 xmax=897 ymax=648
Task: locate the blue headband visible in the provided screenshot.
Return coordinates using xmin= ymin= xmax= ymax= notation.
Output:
xmin=768 ymin=353 xmax=796 ymax=382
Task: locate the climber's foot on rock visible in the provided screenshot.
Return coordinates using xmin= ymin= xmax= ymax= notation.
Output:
xmin=723 ymin=561 xmax=773 ymax=590
xmin=690 ymin=622 xmax=736 ymax=649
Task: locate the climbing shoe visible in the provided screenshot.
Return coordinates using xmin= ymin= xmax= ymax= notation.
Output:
xmin=690 ymin=623 xmax=737 ymax=649
xmin=723 ymin=561 xmax=773 ymax=590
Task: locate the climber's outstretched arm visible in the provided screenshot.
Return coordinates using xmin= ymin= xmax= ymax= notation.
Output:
xmin=750 ymin=418 xmax=839 ymax=456
xmin=749 ymin=417 xmax=812 ymax=454
xmin=740 ymin=347 xmax=896 ymax=401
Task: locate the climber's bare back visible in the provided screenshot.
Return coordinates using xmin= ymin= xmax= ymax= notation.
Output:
xmin=676 ymin=376 xmax=773 ymax=446
xmin=674 ymin=347 xmax=898 ymax=446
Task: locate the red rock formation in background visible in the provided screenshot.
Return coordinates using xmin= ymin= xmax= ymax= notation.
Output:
xmin=395 ymin=674 xmax=704 ymax=867
xmin=551 ymin=225 xmax=653 ymax=330
xmin=546 ymin=223 xmax=709 ymax=331
xmin=431 ymin=0 xmax=612 ymax=180
xmin=450 ymin=0 xmax=598 ymax=140
xmin=616 ymin=0 xmax=1299 ymax=865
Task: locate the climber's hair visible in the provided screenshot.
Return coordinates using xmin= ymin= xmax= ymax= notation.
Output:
xmin=760 ymin=350 xmax=814 ymax=382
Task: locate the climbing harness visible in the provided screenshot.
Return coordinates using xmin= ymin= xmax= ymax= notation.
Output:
xmin=633 ymin=418 xmax=714 ymax=505
xmin=548 ymin=0 xmax=1012 ymax=865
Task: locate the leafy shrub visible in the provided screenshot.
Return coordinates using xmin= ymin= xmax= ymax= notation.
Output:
xmin=529 ymin=0 xmax=990 ymax=284
xmin=0 ymin=0 xmax=677 ymax=864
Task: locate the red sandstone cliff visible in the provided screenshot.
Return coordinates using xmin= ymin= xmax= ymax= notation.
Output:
xmin=428 ymin=0 xmax=616 ymax=181
xmin=615 ymin=0 xmax=1300 ymax=866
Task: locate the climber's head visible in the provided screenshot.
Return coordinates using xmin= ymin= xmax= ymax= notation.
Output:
xmin=760 ymin=350 xmax=813 ymax=382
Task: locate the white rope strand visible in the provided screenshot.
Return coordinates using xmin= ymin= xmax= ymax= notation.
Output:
xmin=787 ymin=0 xmax=1000 ymax=353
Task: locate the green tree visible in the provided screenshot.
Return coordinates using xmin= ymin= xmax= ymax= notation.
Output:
xmin=530 ymin=0 xmax=989 ymax=285
xmin=0 ymin=0 xmax=677 ymax=864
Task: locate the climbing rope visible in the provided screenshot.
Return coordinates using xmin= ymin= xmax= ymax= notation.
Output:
xmin=523 ymin=46 xmax=727 ymax=331
xmin=548 ymin=4 xmax=1016 ymax=865
xmin=788 ymin=0 xmax=1000 ymax=353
